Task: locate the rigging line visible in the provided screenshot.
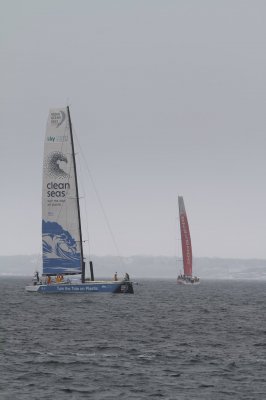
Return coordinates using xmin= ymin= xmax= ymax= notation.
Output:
xmin=73 ymin=129 xmax=125 ymax=270
xmin=76 ymin=154 xmax=92 ymax=260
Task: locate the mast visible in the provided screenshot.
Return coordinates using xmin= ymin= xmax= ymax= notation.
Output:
xmin=67 ymin=106 xmax=85 ymax=283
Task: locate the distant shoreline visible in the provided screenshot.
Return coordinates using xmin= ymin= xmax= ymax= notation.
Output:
xmin=1 ymin=255 xmax=266 ymax=280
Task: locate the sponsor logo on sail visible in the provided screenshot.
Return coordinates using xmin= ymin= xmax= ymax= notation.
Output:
xmin=46 ymin=182 xmax=70 ymax=198
xmin=51 ymin=111 xmax=66 ymax=128
xmin=47 ymin=135 xmax=68 ymax=143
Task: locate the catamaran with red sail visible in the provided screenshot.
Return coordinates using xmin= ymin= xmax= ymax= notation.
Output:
xmin=177 ymin=196 xmax=200 ymax=285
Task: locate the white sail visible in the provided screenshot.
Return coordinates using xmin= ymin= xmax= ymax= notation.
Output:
xmin=42 ymin=108 xmax=82 ymax=275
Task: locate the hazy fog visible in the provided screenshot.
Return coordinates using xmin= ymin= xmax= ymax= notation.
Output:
xmin=1 ymin=1 xmax=266 ymax=258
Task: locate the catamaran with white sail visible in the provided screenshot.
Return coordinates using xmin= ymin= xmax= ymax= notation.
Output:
xmin=26 ymin=107 xmax=133 ymax=294
xmin=177 ymin=196 xmax=199 ymax=285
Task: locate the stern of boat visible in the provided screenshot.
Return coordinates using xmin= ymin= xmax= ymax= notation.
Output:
xmin=114 ymin=280 xmax=134 ymax=294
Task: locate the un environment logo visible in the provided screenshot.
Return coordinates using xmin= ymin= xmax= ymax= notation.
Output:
xmin=44 ymin=151 xmax=69 ymax=179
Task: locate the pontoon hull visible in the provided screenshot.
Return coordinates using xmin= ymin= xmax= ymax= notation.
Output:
xmin=25 ymin=281 xmax=134 ymax=294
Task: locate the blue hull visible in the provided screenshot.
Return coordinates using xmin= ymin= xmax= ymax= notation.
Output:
xmin=26 ymin=281 xmax=134 ymax=294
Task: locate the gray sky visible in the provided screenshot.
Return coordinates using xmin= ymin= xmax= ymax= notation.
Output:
xmin=1 ymin=0 xmax=266 ymax=258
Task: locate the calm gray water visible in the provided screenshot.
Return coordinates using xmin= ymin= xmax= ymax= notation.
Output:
xmin=0 ymin=277 xmax=266 ymax=399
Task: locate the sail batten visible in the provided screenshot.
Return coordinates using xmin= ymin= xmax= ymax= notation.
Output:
xmin=178 ymin=196 xmax=193 ymax=277
xmin=42 ymin=108 xmax=82 ymax=275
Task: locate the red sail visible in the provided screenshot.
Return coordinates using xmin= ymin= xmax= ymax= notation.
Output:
xmin=178 ymin=196 xmax=192 ymax=277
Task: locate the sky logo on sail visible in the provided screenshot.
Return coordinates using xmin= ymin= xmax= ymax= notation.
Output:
xmin=47 ymin=135 xmax=68 ymax=142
